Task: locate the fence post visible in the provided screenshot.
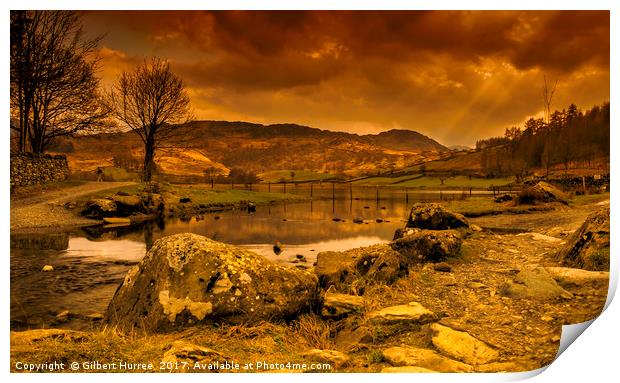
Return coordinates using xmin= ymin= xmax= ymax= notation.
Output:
xmin=332 ymin=182 xmax=335 ymax=201
xmin=268 ymin=182 xmax=271 ymax=192
xmin=283 ymin=182 xmax=286 ymax=193
xmin=310 ymin=183 xmax=313 ymax=197
xmin=405 ymin=187 xmax=409 ymax=204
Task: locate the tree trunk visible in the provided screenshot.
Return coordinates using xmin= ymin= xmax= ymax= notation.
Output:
xmin=143 ymin=133 xmax=155 ymax=182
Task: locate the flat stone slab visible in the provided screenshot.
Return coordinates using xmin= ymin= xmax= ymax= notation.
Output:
xmin=103 ymin=217 xmax=131 ymax=225
xmin=321 ymin=292 xmax=364 ymax=317
xmin=430 ymin=323 xmax=499 ymax=365
xmin=382 ymin=346 xmax=473 ymax=373
xmin=545 ymin=267 xmax=609 ymax=287
xmin=368 ymin=302 xmax=436 ymax=324
xmin=500 ymin=267 xmax=574 ymax=300
xmin=516 ymin=232 xmax=564 ymax=243
xmin=381 ymin=366 xmax=436 ymax=373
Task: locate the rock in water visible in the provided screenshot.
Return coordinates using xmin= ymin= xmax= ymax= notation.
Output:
xmin=390 ymin=230 xmax=462 ymax=263
xmin=105 ymin=234 xmax=319 ymax=332
xmin=81 ymin=198 xmax=117 ymax=219
xmin=405 ymin=203 xmax=470 ymax=230
xmin=430 ymin=323 xmax=499 ymax=365
xmin=557 ymin=207 xmax=609 ymax=271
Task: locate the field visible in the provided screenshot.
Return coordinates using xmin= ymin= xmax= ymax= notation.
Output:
xmin=354 ymin=175 xmax=515 ymax=189
xmin=258 ymin=170 xmax=340 ymax=183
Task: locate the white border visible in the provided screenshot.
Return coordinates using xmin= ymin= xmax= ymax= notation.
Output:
xmin=2 ymin=2 xmax=617 ymax=383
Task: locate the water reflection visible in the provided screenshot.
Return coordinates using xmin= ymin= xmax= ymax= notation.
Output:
xmin=10 ymin=194 xmax=444 ymax=330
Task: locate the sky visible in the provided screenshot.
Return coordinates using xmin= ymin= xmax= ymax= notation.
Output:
xmin=81 ymin=10 xmax=610 ymax=147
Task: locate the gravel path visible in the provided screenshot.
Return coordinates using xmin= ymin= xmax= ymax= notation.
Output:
xmin=10 ymin=182 xmax=136 ymax=232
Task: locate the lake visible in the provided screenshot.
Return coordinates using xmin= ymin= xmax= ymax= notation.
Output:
xmin=10 ymin=192 xmax=466 ymax=330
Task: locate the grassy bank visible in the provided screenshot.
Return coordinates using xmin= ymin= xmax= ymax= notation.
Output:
xmin=10 ymin=316 xmax=340 ymax=373
xmin=75 ymin=182 xmax=308 ymax=210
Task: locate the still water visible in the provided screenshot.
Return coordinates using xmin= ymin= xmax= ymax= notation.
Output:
xmin=11 ymin=194 xmax=452 ymax=330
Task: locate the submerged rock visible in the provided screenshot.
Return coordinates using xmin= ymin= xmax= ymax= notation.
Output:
xmin=382 ymin=346 xmax=473 ymax=373
xmin=314 ymin=244 xmax=407 ymax=290
xmin=390 ymin=229 xmax=462 ymax=263
xmin=557 ymin=207 xmax=609 ymax=271
xmin=105 ymin=234 xmax=319 ymax=332
xmin=405 ymin=203 xmax=470 ymax=230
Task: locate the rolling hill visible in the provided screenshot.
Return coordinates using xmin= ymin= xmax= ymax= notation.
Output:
xmin=50 ymin=121 xmax=449 ymax=178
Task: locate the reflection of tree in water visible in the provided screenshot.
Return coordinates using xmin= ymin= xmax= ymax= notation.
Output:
xmin=144 ymin=219 xmax=166 ymax=251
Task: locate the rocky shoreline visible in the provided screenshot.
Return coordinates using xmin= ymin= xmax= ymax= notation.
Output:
xmin=10 ymin=196 xmax=610 ymax=373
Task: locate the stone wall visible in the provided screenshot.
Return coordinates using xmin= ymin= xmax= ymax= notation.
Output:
xmin=10 ymin=153 xmax=69 ymax=189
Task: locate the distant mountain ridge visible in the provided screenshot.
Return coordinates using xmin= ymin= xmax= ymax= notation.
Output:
xmin=52 ymin=120 xmax=450 ymax=177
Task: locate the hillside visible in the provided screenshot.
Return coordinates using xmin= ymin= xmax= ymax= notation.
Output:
xmin=50 ymin=121 xmax=449 ymax=178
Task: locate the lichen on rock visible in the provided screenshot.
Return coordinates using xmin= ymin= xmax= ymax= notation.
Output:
xmin=105 ymin=233 xmax=320 ymax=332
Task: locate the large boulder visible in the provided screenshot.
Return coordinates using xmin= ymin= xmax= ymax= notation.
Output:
xmin=518 ymin=181 xmax=569 ymax=205
xmin=314 ymin=244 xmax=408 ymax=290
xmin=390 ymin=229 xmax=462 ymax=263
xmin=105 ymin=234 xmax=319 ymax=332
xmin=557 ymin=207 xmax=609 ymax=271
xmin=404 ymin=203 xmax=470 ymax=230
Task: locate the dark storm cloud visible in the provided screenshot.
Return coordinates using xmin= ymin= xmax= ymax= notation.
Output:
xmin=83 ymin=10 xmax=609 ymax=146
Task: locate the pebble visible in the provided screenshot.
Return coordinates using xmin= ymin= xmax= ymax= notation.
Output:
xmin=42 ymin=265 xmax=54 ymax=272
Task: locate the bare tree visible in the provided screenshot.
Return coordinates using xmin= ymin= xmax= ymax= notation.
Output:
xmin=542 ymin=75 xmax=558 ymax=124
xmin=541 ymin=75 xmax=558 ymax=178
xmin=10 ymin=11 xmax=110 ymax=154
xmin=108 ymin=58 xmax=191 ymax=181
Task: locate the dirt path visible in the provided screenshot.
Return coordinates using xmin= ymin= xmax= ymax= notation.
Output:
xmin=10 ymin=182 xmax=136 ymax=232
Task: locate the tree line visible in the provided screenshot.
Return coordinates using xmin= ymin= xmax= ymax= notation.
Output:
xmin=476 ymin=102 xmax=610 ymax=179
